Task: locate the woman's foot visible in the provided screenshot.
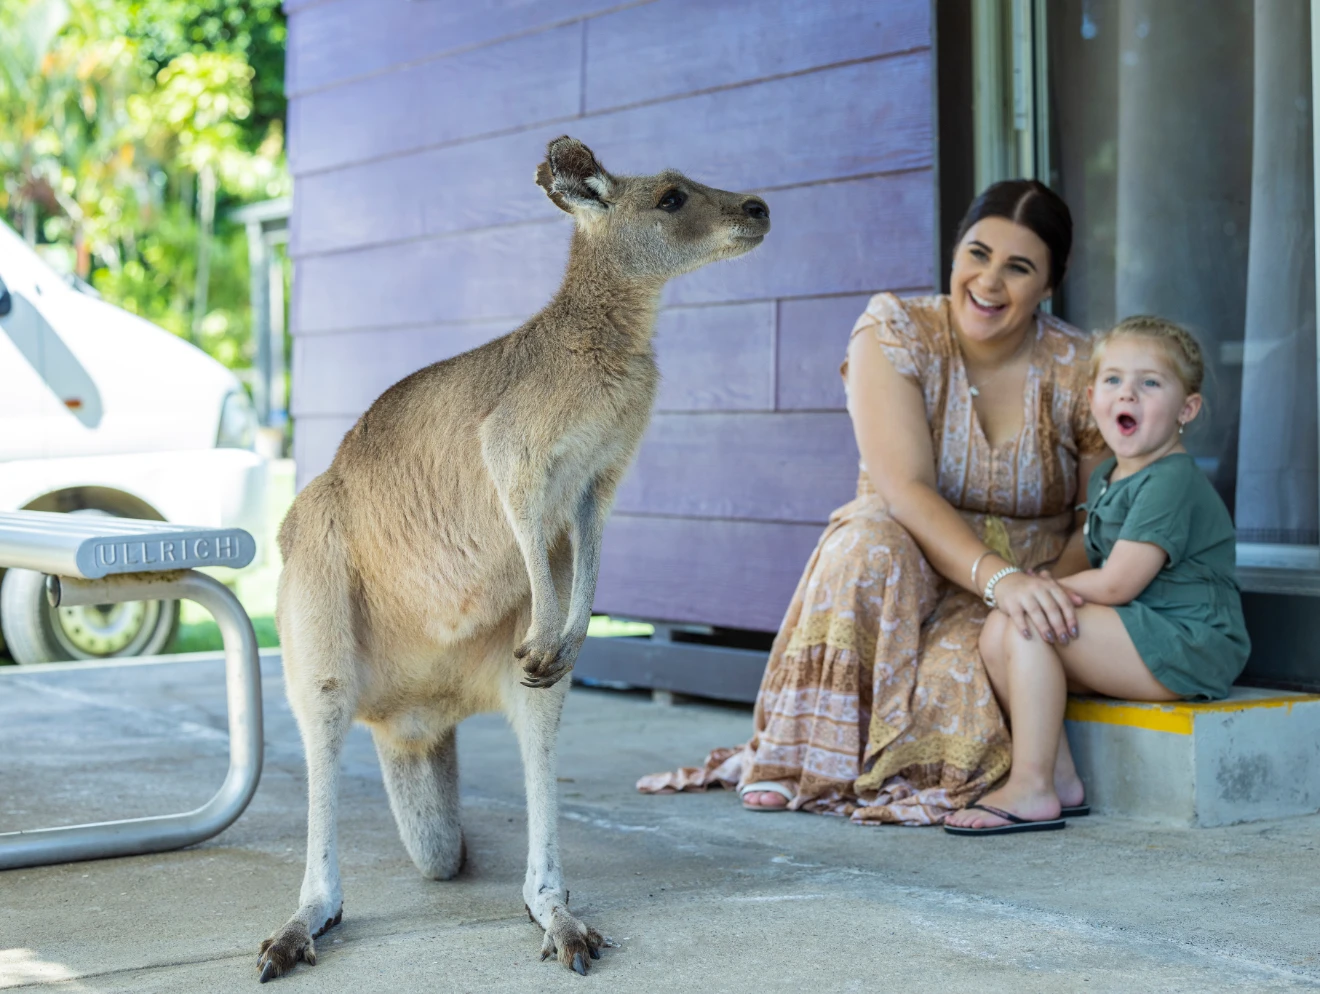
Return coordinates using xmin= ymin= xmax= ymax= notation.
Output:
xmin=739 ymin=781 xmax=794 ymax=810
xmin=944 ymin=780 xmax=1061 ymax=829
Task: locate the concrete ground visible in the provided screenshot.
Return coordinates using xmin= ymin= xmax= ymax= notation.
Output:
xmin=2 ymin=654 xmax=1318 ymax=993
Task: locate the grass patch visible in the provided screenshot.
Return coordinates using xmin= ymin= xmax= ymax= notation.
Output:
xmin=163 ymin=615 xmax=647 ymax=654
xmin=588 ymin=615 xmax=654 ymax=638
xmin=167 ymin=614 xmax=279 ymax=655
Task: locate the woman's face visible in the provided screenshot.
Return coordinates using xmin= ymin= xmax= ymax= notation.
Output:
xmin=950 ymin=217 xmax=1053 ymax=345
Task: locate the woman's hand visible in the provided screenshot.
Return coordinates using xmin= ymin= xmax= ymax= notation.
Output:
xmin=1028 ymin=567 xmax=1087 ymax=606
xmin=1052 ymin=573 xmax=1087 ymax=606
xmin=992 ymin=570 xmax=1081 ymax=645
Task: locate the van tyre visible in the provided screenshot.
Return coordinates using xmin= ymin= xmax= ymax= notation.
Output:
xmin=0 ymin=567 xmax=179 ymax=665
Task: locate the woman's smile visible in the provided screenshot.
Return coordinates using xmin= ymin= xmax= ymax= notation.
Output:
xmin=968 ymin=290 xmax=1007 ymax=314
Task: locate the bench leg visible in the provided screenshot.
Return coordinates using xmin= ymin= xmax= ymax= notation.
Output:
xmin=0 ymin=569 xmax=264 ymax=869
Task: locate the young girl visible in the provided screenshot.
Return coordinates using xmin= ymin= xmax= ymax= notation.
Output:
xmin=944 ymin=315 xmax=1251 ymax=835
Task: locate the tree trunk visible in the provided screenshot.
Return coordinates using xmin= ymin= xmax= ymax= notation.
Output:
xmin=191 ymin=165 xmax=216 ymax=346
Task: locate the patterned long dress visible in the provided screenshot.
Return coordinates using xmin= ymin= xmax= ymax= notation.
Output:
xmin=637 ymin=293 xmax=1105 ymax=824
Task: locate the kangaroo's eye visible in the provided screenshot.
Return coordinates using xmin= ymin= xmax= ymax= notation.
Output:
xmin=657 ymin=189 xmax=687 ymax=212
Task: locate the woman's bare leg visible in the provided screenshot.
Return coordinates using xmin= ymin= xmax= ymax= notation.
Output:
xmin=1053 ymin=734 xmax=1084 ymax=808
xmin=948 ymin=604 xmax=1176 ymax=828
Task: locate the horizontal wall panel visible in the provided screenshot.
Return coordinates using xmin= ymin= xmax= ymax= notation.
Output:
xmin=292 ymin=414 xmax=355 ymax=489
xmin=614 ymin=412 xmax=858 ymax=522
xmin=290 ymin=320 xmax=522 ymax=417
xmin=294 ymin=55 xmax=932 ymax=255
xmin=286 ymin=0 xmax=613 ymax=96
xmin=291 ymin=26 xmax=581 ymax=176
xmin=595 ymin=514 xmax=824 ymax=630
xmin=776 ymin=293 xmax=874 ymax=410
xmin=665 ymin=169 xmax=936 ymax=306
xmin=585 ymin=0 xmax=930 ymax=112
xmin=570 ymin=52 xmax=932 ymax=192
xmin=653 ymin=304 xmax=774 ymax=412
xmin=293 ymin=128 xmax=560 ymax=256
xmin=291 ymin=305 xmax=772 ymax=417
xmin=295 ymin=169 xmax=934 ymax=333
xmin=293 ymin=220 xmax=571 ymax=334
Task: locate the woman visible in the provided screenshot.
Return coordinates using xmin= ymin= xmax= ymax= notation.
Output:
xmin=637 ymin=180 xmax=1109 ymax=824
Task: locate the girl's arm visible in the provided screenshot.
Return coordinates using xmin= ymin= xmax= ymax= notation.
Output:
xmin=1059 ymin=539 xmax=1167 ymax=605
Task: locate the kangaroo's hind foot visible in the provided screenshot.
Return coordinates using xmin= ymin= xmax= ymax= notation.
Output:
xmin=536 ymin=904 xmax=607 ymax=975
xmin=257 ymin=905 xmax=342 ymax=983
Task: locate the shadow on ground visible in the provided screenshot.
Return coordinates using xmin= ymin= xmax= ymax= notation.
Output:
xmin=1 ymin=654 xmax=1317 ymax=993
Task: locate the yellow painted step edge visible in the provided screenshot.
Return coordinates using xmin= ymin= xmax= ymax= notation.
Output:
xmin=1065 ymin=694 xmax=1320 ymax=736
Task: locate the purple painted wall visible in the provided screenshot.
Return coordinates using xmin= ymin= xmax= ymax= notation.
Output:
xmin=286 ymin=0 xmax=937 ymax=633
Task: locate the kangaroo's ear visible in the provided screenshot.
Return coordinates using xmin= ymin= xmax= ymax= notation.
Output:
xmin=536 ymin=136 xmax=614 ymax=216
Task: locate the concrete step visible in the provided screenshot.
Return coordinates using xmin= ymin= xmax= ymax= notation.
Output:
xmin=1065 ymin=687 xmax=1320 ymax=827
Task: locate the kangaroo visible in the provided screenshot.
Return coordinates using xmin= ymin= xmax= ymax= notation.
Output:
xmin=256 ymin=136 xmax=769 ymax=981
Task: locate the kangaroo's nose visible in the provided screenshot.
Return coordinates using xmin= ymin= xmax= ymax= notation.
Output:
xmin=741 ymin=198 xmax=769 ymax=220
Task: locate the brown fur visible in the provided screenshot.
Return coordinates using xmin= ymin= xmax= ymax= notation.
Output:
xmin=257 ymin=137 xmax=769 ymax=982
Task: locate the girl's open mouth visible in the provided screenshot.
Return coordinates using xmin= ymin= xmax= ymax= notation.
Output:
xmin=1117 ymin=413 xmax=1138 ymax=436
xmin=968 ymin=290 xmax=1007 ymax=316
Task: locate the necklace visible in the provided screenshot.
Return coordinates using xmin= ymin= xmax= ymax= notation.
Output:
xmin=964 ymin=328 xmax=1035 ymax=398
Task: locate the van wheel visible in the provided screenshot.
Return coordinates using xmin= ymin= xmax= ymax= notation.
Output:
xmin=0 ymin=573 xmax=180 ymax=665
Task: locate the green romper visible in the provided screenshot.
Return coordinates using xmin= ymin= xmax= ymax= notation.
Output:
xmin=1084 ymin=453 xmax=1251 ymax=700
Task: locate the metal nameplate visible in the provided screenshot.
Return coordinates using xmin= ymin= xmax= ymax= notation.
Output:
xmin=75 ymin=529 xmax=256 ymax=578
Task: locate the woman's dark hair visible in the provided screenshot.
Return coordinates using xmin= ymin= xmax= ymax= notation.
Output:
xmin=953 ymin=179 xmax=1073 ymax=290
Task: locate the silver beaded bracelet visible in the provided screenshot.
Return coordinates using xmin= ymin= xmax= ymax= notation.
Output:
xmin=982 ymin=565 xmax=1021 ymax=609
xmin=970 ymin=550 xmax=994 ymax=591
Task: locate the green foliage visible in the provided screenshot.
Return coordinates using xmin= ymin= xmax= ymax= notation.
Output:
xmin=0 ymin=0 xmax=287 ymax=373
xmin=168 ymin=613 xmax=279 ymax=654
xmin=119 ymin=0 xmax=286 ymax=153
xmin=90 ymin=200 xmax=255 ymax=368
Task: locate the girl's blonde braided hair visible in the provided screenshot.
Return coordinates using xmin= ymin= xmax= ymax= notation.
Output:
xmin=1089 ymin=315 xmax=1205 ymax=395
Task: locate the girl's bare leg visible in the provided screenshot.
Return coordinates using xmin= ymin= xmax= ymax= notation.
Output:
xmin=977 ymin=612 xmax=1084 ymax=809
xmin=948 ymin=604 xmax=1176 ymax=829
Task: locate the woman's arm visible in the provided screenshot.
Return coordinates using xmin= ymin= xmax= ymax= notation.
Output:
xmin=1041 ymin=450 xmax=1111 ymax=579
xmin=1045 ymin=526 xmax=1091 ymax=579
xmin=847 ymin=328 xmax=1077 ymax=642
xmin=1059 ymin=540 xmax=1167 ymax=605
xmin=847 ymin=329 xmax=983 ymax=587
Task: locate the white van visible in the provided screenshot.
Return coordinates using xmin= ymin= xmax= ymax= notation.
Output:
xmin=0 ymin=219 xmax=267 ymax=663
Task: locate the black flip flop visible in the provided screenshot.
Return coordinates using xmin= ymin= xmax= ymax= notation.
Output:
xmin=943 ymin=802 xmax=1067 ymax=836
xmin=1061 ymin=804 xmax=1090 ymax=818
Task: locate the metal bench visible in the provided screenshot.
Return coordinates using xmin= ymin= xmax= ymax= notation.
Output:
xmin=0 ymin=510 xmax=263 ymax=869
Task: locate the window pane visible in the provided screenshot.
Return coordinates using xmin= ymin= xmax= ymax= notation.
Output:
xmin=1048 ymin=0 xmax=1318 ymax=544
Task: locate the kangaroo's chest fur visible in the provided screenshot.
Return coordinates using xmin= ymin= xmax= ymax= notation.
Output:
xmin=320 ymin=310 xmax=659 ymax=680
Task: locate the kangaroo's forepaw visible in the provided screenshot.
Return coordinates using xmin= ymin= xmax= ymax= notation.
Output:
xmin=257 ymin=908 xmax=341 ymax=983
xmin=515 ymin=632 xmax=577 ymax=689
xmin=538 ymin=906 xmax=606 ymax=975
